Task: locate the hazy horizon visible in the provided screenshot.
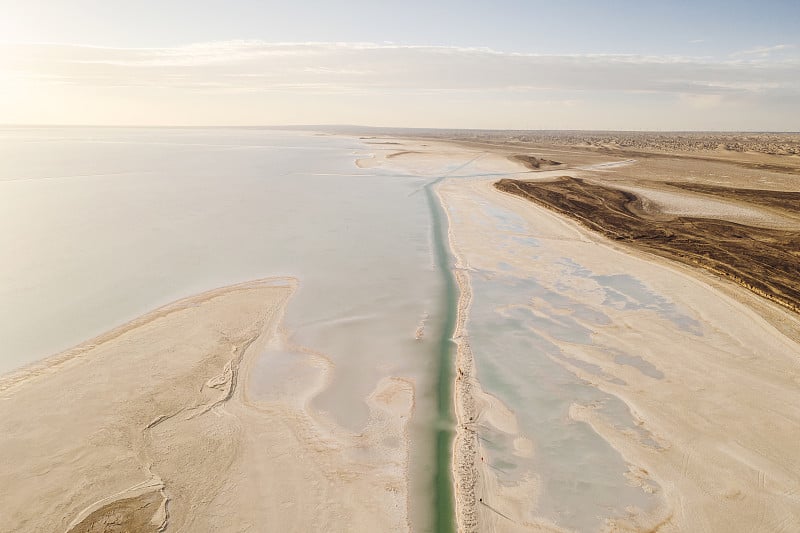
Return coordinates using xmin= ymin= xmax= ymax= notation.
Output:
xmin=1 ymin=1 xmax=798 ymax=130
xmin=2 ymin=125 xmax=798 ymax=134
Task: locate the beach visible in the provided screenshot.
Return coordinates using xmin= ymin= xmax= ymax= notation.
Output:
xmin=2 ymin=129 xmax=799 ymax=532
xmin=0 ymin=278 xmax=412 ymax=531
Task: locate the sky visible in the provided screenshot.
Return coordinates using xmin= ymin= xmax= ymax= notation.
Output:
xmin=0 ymin=0 xmax=798 ymax=130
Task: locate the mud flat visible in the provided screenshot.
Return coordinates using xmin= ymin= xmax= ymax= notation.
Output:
xmin=0 ymin=279 xmax=412 ymax=532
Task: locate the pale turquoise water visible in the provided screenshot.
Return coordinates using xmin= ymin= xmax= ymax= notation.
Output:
xmin=469 ymin=274 xmax=664 ymax=529
xmin=0 ymin=127 xmax=450 ymax=530
xmin=449 ymin=182 xmax=705 ymax=531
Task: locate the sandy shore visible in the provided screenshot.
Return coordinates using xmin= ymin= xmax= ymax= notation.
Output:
xmin=0 ymin=278 xmax=412 ymax=532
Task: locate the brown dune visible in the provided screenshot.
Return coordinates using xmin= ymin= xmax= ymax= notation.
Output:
xmin=510 ymin=154 xmax=563 ymax=170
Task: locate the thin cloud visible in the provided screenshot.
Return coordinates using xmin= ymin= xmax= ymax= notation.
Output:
xmin=731 ymin=44 xmax=795 ymax=58
xmin=1 ymin=41 xmax=798 ymax=129
xmin=2 ymin=41 xmax=797 ymax=96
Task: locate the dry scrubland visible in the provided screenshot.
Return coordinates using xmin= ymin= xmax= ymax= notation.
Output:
xmin=423 ymin=130 xmax=800 ymax=157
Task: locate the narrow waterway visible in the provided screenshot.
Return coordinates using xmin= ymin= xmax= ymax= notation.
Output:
xmin=424 ymin=177 xmax=457 ymax=533
xmin=423 ymin=153 xmax=491 ymax=533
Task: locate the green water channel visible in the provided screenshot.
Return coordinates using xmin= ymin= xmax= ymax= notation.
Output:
xmin=423 ymin=156 xmax=483 ymax=533
xmin=425 ymin=180 xmax=457 ymax=533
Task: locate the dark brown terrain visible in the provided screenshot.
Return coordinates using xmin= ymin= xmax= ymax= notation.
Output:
xmin=510 ymin=154 xmax=562 ymax=170
xmin=496 ymin=176 xmax=800 ymax=314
